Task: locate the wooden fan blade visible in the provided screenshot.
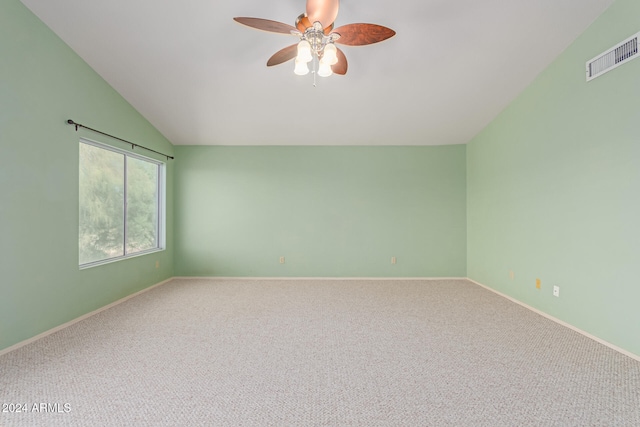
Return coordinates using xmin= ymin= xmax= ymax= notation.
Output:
xmin=333 ymin=23 xmax=396 ymax=46
xmin=267 ymin=44 xmax=298 ymax=67
xmin=332 ymin=48 xmax=348 ymax=75
xmin=306 ymin=0 xmax=339 ymax=28
xmin=295 ymin=13 xmax=333 ymax=33
xmin=323 ymin=23 xmax=334 ymax=35
xmin=296 ymin=14 xmax=313 ymax=32
xmin=233 ymin=17 xmax=297 ymax=35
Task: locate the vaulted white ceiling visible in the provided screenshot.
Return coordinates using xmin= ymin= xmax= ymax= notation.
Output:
xmin=21 ymin=0 xmax=614 ymax=146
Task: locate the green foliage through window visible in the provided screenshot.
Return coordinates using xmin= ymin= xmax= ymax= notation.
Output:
xmin=79 ymin=140 xmax=163 ymax=266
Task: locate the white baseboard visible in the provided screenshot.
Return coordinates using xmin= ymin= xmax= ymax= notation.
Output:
xmin=467 ymin=278 xmax=640 ymax=363
xmin=0 ymin=278 xmax=173 ymax=357
xmin=172 ymin=276 xmax=468 ymax=281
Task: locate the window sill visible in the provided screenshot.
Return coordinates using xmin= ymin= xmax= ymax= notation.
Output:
xmin=79 ymin=248 xmax=165 ymax=270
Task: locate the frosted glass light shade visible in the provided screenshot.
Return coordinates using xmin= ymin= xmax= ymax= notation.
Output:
xmin=322 ymin=43 xmax=338 ymax=65
xmin=294 ymin=59 xmax=310 ymax=75
xmin=317 ymin=61 xmax=333 ymax=77
xmin=296 ymin=40 xmax=313 ymax=63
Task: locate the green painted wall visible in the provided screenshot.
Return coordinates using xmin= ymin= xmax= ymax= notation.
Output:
xmin=467 ymin=0 xmax=640 ymax=356
xmin=174 ymin=146 xmax=467 ymax=277
xmin=0 ymin=0 xmax=174 ymax=351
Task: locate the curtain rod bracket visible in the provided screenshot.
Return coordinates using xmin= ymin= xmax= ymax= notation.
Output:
xmin=67 ymin=119 xmax=78 ymax=131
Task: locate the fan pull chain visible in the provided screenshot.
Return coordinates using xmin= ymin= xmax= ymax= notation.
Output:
xmin=313 ymin=54 xmax=317 ymax=87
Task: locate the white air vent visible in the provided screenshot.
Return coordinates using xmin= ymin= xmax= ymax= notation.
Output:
xmin=586 ymin=32 xmax=639 ymax=81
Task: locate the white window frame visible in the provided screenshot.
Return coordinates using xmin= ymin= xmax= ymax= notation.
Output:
xmin=79 ymin=138 xmax=166 ymax=269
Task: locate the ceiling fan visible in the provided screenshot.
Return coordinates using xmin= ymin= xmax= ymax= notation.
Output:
xmin=233 ymin=0 xmax=395 ymax=78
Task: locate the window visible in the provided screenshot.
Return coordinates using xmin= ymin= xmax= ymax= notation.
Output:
xmin=79 ymin=139 xmax=165 ymax=267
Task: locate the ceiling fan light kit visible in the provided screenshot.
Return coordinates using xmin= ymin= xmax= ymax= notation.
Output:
xmin=292 ymin=20 xmax=341 ymax=77
xmin=233 ymin=0 xmax=395 ymax=84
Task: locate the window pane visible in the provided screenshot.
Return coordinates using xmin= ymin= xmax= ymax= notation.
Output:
xmin=79 ymin=143 xmax=125 ymax=264
xmin=126 ymin=156 xmax=159 ymax=254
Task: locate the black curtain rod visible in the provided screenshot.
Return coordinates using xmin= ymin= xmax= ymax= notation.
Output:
xmin=67 ymin=119 xmax=174 ymax=160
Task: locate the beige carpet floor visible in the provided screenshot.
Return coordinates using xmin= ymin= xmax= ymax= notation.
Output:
xmin=1 ymin=278 xmax=639 ymax=426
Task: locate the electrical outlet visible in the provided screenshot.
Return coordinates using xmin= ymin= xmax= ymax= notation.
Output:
xmin=553 ymin=285 xmax=560 ymax=297
xmin=509 ymin=270 xmax=514 ymax=280
xmin=279 ymin=256 xmax=285 ymax=264
xmin=536 ymin=278 xmax=541 ymax=289
xmin=391 ymin=256 xmax=396 ymax=264
xmin=155 ymin=260 xmax=160 ymax=269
